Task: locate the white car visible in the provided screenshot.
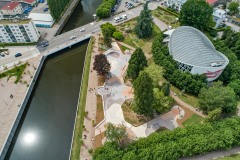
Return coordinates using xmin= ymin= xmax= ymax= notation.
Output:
xmin=70 ymin=36 xmax=76 ymax=40
xmin=80 ymin=28 xmax=85 ymax=32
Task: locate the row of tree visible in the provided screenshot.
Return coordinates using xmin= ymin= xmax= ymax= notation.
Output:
xmin=48 ymin=0 xmax=70 ymax=21
xmin=152 ymin=33 xmax=207 ymax=95
xmin=96 ymin=0 xmax=116 ymax=18
xmin=93 ymin=117 xmax=240 ymax=160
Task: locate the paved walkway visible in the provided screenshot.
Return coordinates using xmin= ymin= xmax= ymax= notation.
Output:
xmin=80 ymin=34 xmax=99 ymax=160
xmin=0 ymin=56 xmax=41 ymax=152
xmin=95 ymin=42 xmax=181 ymax=138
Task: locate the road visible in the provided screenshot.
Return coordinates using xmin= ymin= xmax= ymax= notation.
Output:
xmin=0 ymin=2 xmax=161 ymax=70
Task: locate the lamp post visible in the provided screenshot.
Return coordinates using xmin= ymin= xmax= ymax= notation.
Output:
xmin=93 ymin=14 xmax=97 ymax=29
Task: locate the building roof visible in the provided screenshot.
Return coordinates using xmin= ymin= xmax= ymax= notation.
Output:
xmin=28 ymin=13 xmax=54 ymax=22
xmin=169 ymin=26 xmax=228 ymax=67
xmin=213 ymin=9 xmax=226 ymax=18
xmin=1 ymin=2 xmax=20 ymax=10
xmin=22 ymin=0 xmax=35 ymax=4
xmin=206 ymin=0 xmax=218 ymax=5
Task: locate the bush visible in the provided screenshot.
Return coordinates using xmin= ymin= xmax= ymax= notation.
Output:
xmin=96 ymin=0 xmax=116 ymax=18
xmin=112 ymin=31 xmax=124 ymax=41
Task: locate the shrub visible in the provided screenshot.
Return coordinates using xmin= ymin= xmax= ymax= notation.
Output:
xmin=112 ymin=31 xmax=124 ymax=41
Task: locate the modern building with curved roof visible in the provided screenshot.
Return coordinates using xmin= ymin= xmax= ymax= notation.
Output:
xmin=167 ymin=26 xmax=229 ymax=81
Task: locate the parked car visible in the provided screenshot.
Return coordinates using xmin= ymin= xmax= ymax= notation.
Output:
xmin=70 ymin=36 xmax=76 ymax=40
xmin=43 ymin=8 xmax=48 ymax=12
xmin=80 ymin=28 xmax=85 ymax=32
xmin=15 ymin=53 xmax=22 ymax=57
xmin=0 ymin=53 xmax=5 ymax=57
xmin=41 ymin=42 xmax=49 ymax=48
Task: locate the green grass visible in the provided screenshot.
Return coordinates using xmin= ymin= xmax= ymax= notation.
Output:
xmin=0 ymin=63 xmax=27 ymax=83
xmin=0 ymin=42 xmax=37 ymax=47
xmin=70 ymin=37 xmax=94 ymax=160
xmin=183 ymin=114 xmax=204 ymax=126
xmin=119 ymin=43 xmax=131 ymax=52
xmin=216 ymin=154 xmax=240 ymax=160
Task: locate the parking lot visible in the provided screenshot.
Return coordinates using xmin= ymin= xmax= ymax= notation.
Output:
xmin=31 ymin=0 xmax=49 ymax=14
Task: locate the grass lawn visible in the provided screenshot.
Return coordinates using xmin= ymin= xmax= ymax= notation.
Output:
xmin=183 ymin=114 xmax=204 ymax=127
xmin=118 ymin=43 xmax=132 ymax=53
xmin=152 ymin=8 xmax=180 ymax=27
xmin=122 ymin=99 xmax=152 ymax=127
xmin=96 ymin=95 xmax=104 ymax=125
xmin=216 ymin=154 xmax=240 ymax=160
xmin=120 ymin=19 xmax=161 ymax=54
xmin=0 ymin=63 xmax=27 ymax=83
xmin=70 ymin=37 xmax=94 ymax=160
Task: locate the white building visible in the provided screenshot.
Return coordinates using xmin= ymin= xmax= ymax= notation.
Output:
xmin=166 ymin=26 xmax=229 ymax=81
xmin=28 ymin=13 xmax=55 ymax=28
xmin=213 ymin=9 xmax=227 ymax=28
xmin=1 ymin=2 xmax=23 ymax=16
xmin=0 ymin=19 xmax=40 ymax=43
xmin=164 ymin=0 xmax=187 ymax=10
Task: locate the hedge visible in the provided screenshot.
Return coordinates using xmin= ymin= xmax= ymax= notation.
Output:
xmin=93 ymin=117 xmax=240 ymax=160
xmin=157 ymin=6 xmax=179 ymax=17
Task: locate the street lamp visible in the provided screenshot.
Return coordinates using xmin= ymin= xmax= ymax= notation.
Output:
xmin=92 ymin=14 xmax=97 ymax=30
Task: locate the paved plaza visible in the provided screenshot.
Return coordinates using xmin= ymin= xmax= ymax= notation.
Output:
xmin=95 ymin=42 xmax=182 ymax=139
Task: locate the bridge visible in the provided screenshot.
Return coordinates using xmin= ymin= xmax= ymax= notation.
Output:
xmin=38 ymin=2 xmax=160 ymax=56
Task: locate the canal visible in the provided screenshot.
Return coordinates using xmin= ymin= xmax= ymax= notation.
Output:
xmin=4 ymin=0 xmax=102 ymax=159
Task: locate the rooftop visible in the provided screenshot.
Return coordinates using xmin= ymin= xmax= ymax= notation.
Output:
xmin=206 ymin=0 xmax=218 ymax=5
xmin=1 ymin=2 xmax=20 ymax=11
xmin=28 ymin=13 xmax=54 ymax=22
xmin=213 ymin=9 xmax=226 ymax=18
xmin=169 ymin=26 xmax=228 ymax=67
xmin=0 ymin=18 xmax=31 ymax=25
xmin=22 ymin=0 xmax=35 ymax=3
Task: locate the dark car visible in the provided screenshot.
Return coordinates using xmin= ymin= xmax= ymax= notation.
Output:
xmin=15 ymin=53 xmax=22 ymax=57
xmin=41 ymin=42 xmax=49 ymax=47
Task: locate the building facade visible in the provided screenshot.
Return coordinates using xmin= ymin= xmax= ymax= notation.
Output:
xmin=164 ymin=0 xmax=187 ymax=10
xmin=0 ymin=19 xmax=40 ymax=43
xmin=213 ymin=9 xmax=227 ymax=28
xmin=1 ymin=2 xmax=23 ymax=16
xmin=166 ymin=26 xmax=229 ymax=81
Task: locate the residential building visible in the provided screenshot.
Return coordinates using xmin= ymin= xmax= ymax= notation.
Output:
xmin=20 ymin=0 xmax=37 ymax=6
xmin=0 ymin=19 xmax=40 ymax=43
xmin=165 ymin=26 xmax=229 ymax=81
xmin=28 ymin=13 xmax=55 ymax=28
xmin=163 ymin=0 xmax=187 ymax=10
xmin=206 ymin=0 xmax=219 ymax=5
xmin=213 ymin=8 xmax=227 ymax=27
xmin=1 ymin=2 xmax=23 ymax=16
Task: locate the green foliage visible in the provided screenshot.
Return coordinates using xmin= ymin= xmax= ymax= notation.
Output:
xmin=127 ymin=48 xmax=148 ymax=81
xmin=101 ymin=23 xmax=117 ymax=46
xmin=179 ymin=0 xmax=214 ymax=30
xmin=135 ymin=2 xmax=153 ymax=38
xmin=183 ymin=114 xmax=203 ymax=126
xmin=152 ymin=88 xmax=173 ymax=114
xmin=161 ymin=82 xmax=170 ymax=96
xmin=152 ymin=33 xmax=207 ymax=95
xmin=96 ymin=0 xmax=116 ymax=18
xmin=48 ymin=0 xmax=71 ymax=21
xmin=0 ymin=63 xmax=27 ymax=83
xmin=133 ymin=72 xmax=154 ymax=116
xmin=228 ymin=80 xmax=240 ymax=97
xmin=228 ymin=2 xmax=239 ymax=15
xmin=112 ymin=31 xmax=124 ymax=41
xmin=204 ymin=108 xmax=222 ymax=123
xmin=93 ymin=117 xmax=240 ymax=160
xmin=143 ymin=63 xmax=163 ymax=87
xmin=198 ymin=82 xmax=237 ymax=114
xmin=106 ymin=123 xmax=127 ymax=145
xmin=93 ymin=54 xmax=111 ymax=76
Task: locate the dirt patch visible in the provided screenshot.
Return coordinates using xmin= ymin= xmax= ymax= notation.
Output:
xmin=176 ymin=104 xmax=194 ymax=127
xmin=98 ymin=76 xmax=105 ymax=86
xmin=93 ymin=131 xmax=105 ymax=149
xmin=95 ymin=95 xmax=104 ymax=126
xmin=122 ymin=99 xmax=152 ymax=127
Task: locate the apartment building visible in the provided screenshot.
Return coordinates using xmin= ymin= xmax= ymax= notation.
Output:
xmin=0 ymin=19 xmax=40 ymax=43
xmin=1 ymin=2 xmax=23 ymax=16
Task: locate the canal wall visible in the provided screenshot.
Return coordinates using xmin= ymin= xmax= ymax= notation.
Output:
xmin=0 ymin=55 xmax=46 ymax=160
xmin=68 ymin=37 xmax=91 ymax=160
xmin=55 ymin=0 xmax=82 ymax=36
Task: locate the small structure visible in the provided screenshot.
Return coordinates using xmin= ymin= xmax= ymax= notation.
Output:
xmin=166 ymin=26 xmax=229 ymax=81
xmin=28 ymin=13 xmax=55 ymax=28
xmin=1 ymin=2 xmax=23 ymax=16
xmin=213 ymin=8 xmax=227 ymax=28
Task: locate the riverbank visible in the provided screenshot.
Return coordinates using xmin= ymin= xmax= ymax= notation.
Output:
xmin=0 ymin=56 xmax=41 ymax=152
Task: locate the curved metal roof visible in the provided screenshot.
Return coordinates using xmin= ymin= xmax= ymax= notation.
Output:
xmin=169 ymin=26 xmax=228 ymax=67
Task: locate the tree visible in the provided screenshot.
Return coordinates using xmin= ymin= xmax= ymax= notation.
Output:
xmin=198 ymin=82 xmax=237 ymax=114
xmin=228 ymin=79 xmax=240 ymax=97
xmin=101 ymin=23 xmax=116 ymax=46
xmin=152 ymin=88 xmax=173 ymax=114
xmin=228 ymin=2 xmax=239 ymax=15
xmin=179 ymin=0 xmax=214 ymax=30
xmin=96 ymin=0 xmax=116 ymax=18
xmin=106 ymin=123 xmax=127 ymax=145
xmin=127 ymin=48 xmax=148 ymax=81
xmin=135 ymin=2 xmax=153 ymax=38
xmin=112 ymin=31 xmax=124 ymax=41
xmin=204 ymin=108 xmax=222 ymax=123
xmin=93 ymin=54 xmax=111 ymax=76
xmin=133 ymin=72 xmax=154 ymax=116
xmin=161 ymin=82 xmax=170 ymax=96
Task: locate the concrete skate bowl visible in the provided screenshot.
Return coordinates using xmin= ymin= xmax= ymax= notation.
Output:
xmin=106 ymin=51 xmax=120 ymax=58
